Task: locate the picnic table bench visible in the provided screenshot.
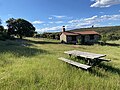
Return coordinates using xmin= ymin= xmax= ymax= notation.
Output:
xmin=58 ymin=57 xmax=91 ymax=70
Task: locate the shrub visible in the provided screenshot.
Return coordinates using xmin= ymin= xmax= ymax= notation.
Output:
xmin=101 ymin=35 xmax=108 ymax=45
xmin=77 ymin=38 xmax=81 ymax=45
xmin=0 ymin=34 xmax=6 ymax=41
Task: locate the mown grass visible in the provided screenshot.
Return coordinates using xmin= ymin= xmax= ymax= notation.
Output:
xmin=0 ymin=38 xmax=120 ymax=90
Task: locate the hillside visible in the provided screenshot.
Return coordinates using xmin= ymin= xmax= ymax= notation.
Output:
xmin=69 ymin=26 xmax=120 ymax=34
xmin=68 ymin=26 xmax=120 ymax=40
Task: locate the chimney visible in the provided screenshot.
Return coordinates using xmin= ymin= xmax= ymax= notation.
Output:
xmin=92 ymin=25 xmax=94 ymax=28
xmin=62 ymin=26 xmax=65 ymax=32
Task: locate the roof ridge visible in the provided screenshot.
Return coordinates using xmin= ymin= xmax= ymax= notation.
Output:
xmin=62 ymin=30 xmax=99 ymax=35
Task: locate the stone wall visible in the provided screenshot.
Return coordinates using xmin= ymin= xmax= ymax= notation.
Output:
xmin=84 ymin=35 xmax=100 ymax=43
xmin=60 ymin=33 xmax=67 ymax=43
xmin=60 ymin=33 xmax=100 ymax=44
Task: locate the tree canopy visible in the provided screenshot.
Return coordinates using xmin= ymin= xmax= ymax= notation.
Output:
xmin=0 ymin=19 xmax=4 ymax=32
xmin=6 ymin=18 xmax=35 ymax=39
xmin=0 ymin=19 xmax=1 ymax=25
xmin=0 ymin=26 xmax=4 ymax=32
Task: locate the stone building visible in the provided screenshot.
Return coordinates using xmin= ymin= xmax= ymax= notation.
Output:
xmin=60 ymin=26 xmax=100 ymax=44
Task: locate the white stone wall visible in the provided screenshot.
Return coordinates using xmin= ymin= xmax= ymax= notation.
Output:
xmin=60 ymin=33 xmax=67 ymax=43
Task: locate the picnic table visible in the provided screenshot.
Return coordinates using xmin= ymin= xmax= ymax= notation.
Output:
xmin=64 ymin=50 xmax=110 ymax=66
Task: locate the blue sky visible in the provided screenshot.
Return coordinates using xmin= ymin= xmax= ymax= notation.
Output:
xmin=0 ymin=0 xmax=120 ymax=33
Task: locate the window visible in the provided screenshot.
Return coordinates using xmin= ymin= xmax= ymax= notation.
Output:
xmin=90 ymin=35 xmax=94 ymax=40
xmin=71 ymin=36 xmax=76 ymax=41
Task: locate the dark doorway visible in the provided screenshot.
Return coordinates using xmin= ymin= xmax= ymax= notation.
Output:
xmin=81 ymin=35 xmax=85 ymax=44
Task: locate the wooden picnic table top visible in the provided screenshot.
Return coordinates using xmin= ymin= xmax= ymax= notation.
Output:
xmin=64 ymin=50 xmax=106 ymax=59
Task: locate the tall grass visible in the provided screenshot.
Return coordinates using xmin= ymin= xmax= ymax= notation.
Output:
xmin=0 ymin=38 xmax=120 ymax=90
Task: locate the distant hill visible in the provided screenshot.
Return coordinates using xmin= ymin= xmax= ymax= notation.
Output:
xmin=68 ymin=26 xmax=120 ymax=40
xmin=69 ymin=26 xmax=120 ymax=35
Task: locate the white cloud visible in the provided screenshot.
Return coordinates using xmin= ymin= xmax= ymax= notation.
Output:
xmin=84 ymin=15 xmax=98 ymax=22
xmin=67 ymin=14 xmax=120 ymax=29
xmin=49 ymin=22 xmax=54 ymax=24
xmin=100 ymin=14 xmax=120 ymax=20
xmin=36 ymin=14 xmax=120 ymax=33
xmin=68 ymin=19 xmax=81 ymax=23
xmin=52 ymin=15 xmax=66 ymax=19
xmin=108 ymin=22 xmax=112 ymax=25
xmin=90 ymin=0 xmax=95 ymax=1
xmin=100 ymin=12 xmax=104 ymax=14
xmin=66 ymin=16 xmax=99 ymax=30
xmin=49 ymin=15 xmax=73 ymax=20
xmin=91 ymin=0 xmax=120 ymax=8
xmin=48 ymin=17 xmax=53 ymax=20
xmin=32 ymin=20 xmax=44 ymax=24
xmin=68 ymin=15 xmax=99 ymax=25
xmin=43 ymin=24 xmax=49 ymax=26
xmin=36 ymin=26 xmax=61 ymax=33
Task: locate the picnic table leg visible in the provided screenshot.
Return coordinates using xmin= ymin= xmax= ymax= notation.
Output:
xmin=87 ymin=59 xmax=89 ymax=65
xmin=87 ymin=59 xmax=97 ymax=66
xmin=84 ymin=58 xmax=91 ymax=65
xmin=69 ymin=54 xmax=72 ymax=57
xmin=87 ymin=59 xmax=92 ymax=66
xmin=91 ymin=59 xmax=102 ymax=66
xmin=95 ymin=59 xmax=102 ymax=65
xmin=88 ymin=59 xmax=97 ymax=66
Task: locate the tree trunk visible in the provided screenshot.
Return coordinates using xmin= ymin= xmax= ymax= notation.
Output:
xmin=20 ymin=35 xmax=22 ymax=39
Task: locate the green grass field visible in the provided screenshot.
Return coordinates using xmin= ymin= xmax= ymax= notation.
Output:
xmin=107 ymin=40 xmax=120 ymax=44
xmin=0 ymin=38 xmax=120 ymax=90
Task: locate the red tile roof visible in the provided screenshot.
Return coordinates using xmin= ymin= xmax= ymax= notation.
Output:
xmin=62 ymin=31 xmax=79 ymax=35
xmin=77 ymin=31 xmax=99 ymax=35
xmin=62 ymin=31 xmax=99 ymax=35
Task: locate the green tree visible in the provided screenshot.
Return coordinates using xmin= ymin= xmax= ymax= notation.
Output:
xmin=6 ymin=18 xmax=35 ymax=39
xmin=0 ymin=26 xmax=4 ymax=32
xmin=6 ymin=18 xmax=15 ymax=36
xmin=0 ymin=19 xmax=4 ymax=32
xmin=0 ymin=19 xmax=7 ymax=40
xmin=101 ymin=35 xmax=108 ymax=45
xmin=77 ymin=38 xmax=81 ymax=45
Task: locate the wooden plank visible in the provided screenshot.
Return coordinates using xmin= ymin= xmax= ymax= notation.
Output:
xmin=98 ymin=58 xmax=111 ymax=62
xmin=58 ymin=57 xmax=91 ymax=70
